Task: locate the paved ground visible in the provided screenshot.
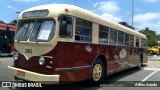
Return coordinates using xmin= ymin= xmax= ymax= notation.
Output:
xmin=0 ymin=56 xmax=160 ymax=90
xmin=148 ymin=55 xmax=160 ymax=61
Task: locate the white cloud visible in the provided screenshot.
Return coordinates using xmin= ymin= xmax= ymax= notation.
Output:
xmin=3 ymin=21 xmax=8 ymax=23
xmin=92 ymin=1 xmax=160 ymax=33
xmin=7 ymin=5 xmax=13 ymax=9
xmin=93 ymin=3 xmax=98 ymax=7
xmin=7 ymin=5 xmax=19 ymax=12
xmin=53 ymin=2 xmax=56 ymax=4
xmin=93 ymin=1 xmax=121 ymax=22
xmin=134 ymin=13 xmax=160 ymax=33
xmin=134 ymin=13 xmax=160 ymax=34
xmin=14 ymin=0 xmax=39 ymax=2
xmin=136 ymin=22 xmax=160 ymax=33
xmin=134 ymin=13 xmax=160 ymax=23
xmin=94 ymin=1 xmax=120 ymax=14
xmin=144 ymin=0 xmax=159 ymax=2
xmin=101 ymin=13 xmax=122 ymax=22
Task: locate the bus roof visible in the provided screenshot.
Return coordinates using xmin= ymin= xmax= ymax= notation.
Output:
xmin=19 ymin=4 xmax=147 ymax=39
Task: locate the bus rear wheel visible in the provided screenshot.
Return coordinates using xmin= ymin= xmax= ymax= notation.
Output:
xmin=89 ymin=59 xmax=104 ymax=85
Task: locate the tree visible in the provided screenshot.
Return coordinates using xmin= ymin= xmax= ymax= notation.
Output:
xmin=156 ymin=34 xmax=160 ymax=46
xmin=139 ymin=27 xmax=158 ymax=47
xmin=8 ymin=20 xmax=17 ymax=26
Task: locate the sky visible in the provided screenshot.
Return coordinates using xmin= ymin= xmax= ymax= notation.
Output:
xmin=0 ymin=0 xmax=160 ymax=33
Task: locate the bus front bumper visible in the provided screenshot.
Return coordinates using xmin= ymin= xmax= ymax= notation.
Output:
xmin=8 ymin=66 xmax=60 ymax=84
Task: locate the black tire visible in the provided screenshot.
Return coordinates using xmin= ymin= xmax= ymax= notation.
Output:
xmin=89 ymin=59 xmax=105 ymax=85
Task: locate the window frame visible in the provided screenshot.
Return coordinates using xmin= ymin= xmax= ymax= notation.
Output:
xmin=136 ymin=36 xmax=140 ymax=47
xmin=129 ymin=34 xmax=134 ymax=47
xmin=124 ymin=33 xmax=130 ymax=46
xmin=36 ymin=20 xmax=55 ymax=41
xmin=109 ymin=28 xmax=117 ymax=45
xmin=59 ymin=15 xmax=73 ymax=38
xmin=15 ymin=19 xmax=56 ymax=42
xmin=118 ymin=30 xmax=124 ymax=45
xmin=75 ymin=17 xmax=92 ymax=43
xmin=15 ymin=20 xmax=35 ymax=41
xmin=98 ymin=25 xmax=109 ymax=44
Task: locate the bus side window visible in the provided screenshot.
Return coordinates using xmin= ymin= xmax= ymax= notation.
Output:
xmin=109 ymin=28 xmax=117 ymax=45
xmin=136 ymin=37 xmax=140 ymax=47
xmin=130 ymin=35 xmax=134 ymax=47
xmin=118 ymin=30 xmax=124 ymax=45
xmin=75 ymin=18 xmax=92 ymax=42
xmin=59 ymin=15 xmax=73 ymax=38
xmin=125 ymin=33 xmax=129 ymax=46
xmin=99 ymin=25 xmax=109 ymax=44
xmin=141 ymin=39 xmax=147 ymax=48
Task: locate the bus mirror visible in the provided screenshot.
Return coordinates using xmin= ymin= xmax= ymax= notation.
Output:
xmin=59 ymin=15 xmax=72 ymax=37
xmin=58 ymin=15 xmax=63 ymax=21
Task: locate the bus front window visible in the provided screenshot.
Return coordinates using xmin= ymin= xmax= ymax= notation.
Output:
xmin=15 ymin=21 xmax=34 ymax=41
xmin=15 ymin=20 xmax=55 ymax=42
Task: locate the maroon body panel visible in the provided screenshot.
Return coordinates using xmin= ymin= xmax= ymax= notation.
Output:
xmin=14 ymin=41 xmax=147 ymax=83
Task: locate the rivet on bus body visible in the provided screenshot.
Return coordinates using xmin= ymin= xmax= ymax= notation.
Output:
xmin=50 ymin=61 xmax=53 ymax=64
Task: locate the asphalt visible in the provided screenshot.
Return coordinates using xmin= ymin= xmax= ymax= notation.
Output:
xmin=0 ymin=57 xmax=160 ymax=90
xmin=148 ymin=55 xmax=160 ymax=61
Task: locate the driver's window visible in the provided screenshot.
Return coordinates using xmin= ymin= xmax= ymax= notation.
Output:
xmin=59 ymin=15 xmax=73 ymax=38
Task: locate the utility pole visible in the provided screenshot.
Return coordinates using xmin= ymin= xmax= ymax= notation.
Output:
xmin=75 ymin=0 xmax=77 ymax=6
xmin=132 ymin=0 xmax=134 ymax=27
xmin=16 ymin=11 xmax=21 ymax=20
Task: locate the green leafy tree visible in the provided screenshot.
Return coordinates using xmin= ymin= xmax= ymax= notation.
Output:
xmin=139 ymin=27 xmax=158 ymax=47
xmin=156 ymin=34 xmax=160 ymax=46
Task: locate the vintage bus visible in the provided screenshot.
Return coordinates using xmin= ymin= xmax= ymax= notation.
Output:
xmin=8 ymin=4 xmax=147 ymax=85
xmin=0 ymin=21 xmax=16 ymax=56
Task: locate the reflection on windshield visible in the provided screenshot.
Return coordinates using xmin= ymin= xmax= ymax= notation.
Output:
xmin=15 ymin=20 xmax=55 ymax=42
xmin=37 ymin=21 xmax=54 ymax=40
xmin=21 ymin=21 xmax=34 ymax=41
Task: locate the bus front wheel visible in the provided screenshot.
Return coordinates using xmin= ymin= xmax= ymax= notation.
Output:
xmin=89 ymin=59 xmax=104 ymax=85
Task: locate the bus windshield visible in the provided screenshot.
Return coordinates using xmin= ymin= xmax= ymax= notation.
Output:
xmin=15 ymin=19 xmax=55 ymax=42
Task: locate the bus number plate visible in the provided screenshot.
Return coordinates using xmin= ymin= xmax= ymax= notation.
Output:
xmin=25 ymin=49 xmax=32 ymax=53
xmin=17 ymin=70 xmax=25 ymax=77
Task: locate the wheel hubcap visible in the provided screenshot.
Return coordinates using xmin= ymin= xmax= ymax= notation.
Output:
xmin=92 ymin=64 xmax=102 ymax=81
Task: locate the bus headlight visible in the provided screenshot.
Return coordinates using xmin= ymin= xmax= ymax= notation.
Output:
xmin=39 ymin=57 xmax=45 ymax=65
xmin=13 ymin=53 xmax=19 ymax=60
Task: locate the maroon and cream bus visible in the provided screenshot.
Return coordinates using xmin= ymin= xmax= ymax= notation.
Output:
xmin=8 ymin=4 xmax=147 ymax=85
